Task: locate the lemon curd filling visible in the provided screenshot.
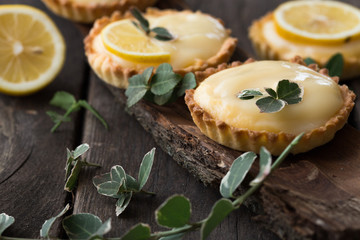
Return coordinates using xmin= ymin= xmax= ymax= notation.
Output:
xmin=95 ymin=12 xmax=228 ymax=70
xmin=262 ymin=18 xmax=360 ymax=64
xmin=194 ymin=61 xmax=344 ymax=135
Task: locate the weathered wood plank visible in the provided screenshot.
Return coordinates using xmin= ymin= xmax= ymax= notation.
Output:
xmin=0 ymin=0 xmax=88 ymax=237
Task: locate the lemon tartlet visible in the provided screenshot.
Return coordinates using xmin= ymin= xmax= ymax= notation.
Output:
xmin=41 ymin=0 xmax=158 ymax=23
xmin=84 ymin=8 xmax=238 ymax=88
xmin=249 ymin=0 xmax=360 ymax=79
xmin=185 ymin=58 xmax=355 ymax=155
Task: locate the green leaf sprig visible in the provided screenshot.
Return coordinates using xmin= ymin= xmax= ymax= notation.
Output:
xmin=93 ymin=148 xmax=156 ymax=216
xmin=125 ymin=63 xmax=197 ymax=107
xmin=119 ymin=133 xmax=303 ymax=240
xmin=238 ymin=79 xmax=302 ymax=113
xmin=65 ymin=143 xmax=101 ymax=192
xmin=304 ymin=53 xmax=344 ymax=77
xmin=47 ymin=91 xmax=108 ymax=132
xmin=130 ymin=7 xmax=173 ymax=41
xmin=0 ymin=134 xmax=303 ymax=240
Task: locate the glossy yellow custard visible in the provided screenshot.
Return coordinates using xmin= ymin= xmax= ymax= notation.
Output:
xmin=185 ymin=60 xmax=355 ymax=155
xmin=85 ymin=9 xmax=237 ymax=88
xmin=94 ymin=12 xmax=229 ymax=70
xmin=194 ymin=61 xmax=343 ymax=134
xmin=249 ymin=1 xmax=360 ymax=79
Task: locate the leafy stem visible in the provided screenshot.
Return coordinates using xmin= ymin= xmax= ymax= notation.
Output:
xmin=47 ymin=91 xmax=108 ymax=132
xmin=125 ymin=63 xmax=196 ymax=107
xmin=238 ymin=79 xmax=303 ymax=113
xmin=304 ymin=53 xmax=344 ymax=77
xmin=130 ymin=7 xmax=173 ymax=41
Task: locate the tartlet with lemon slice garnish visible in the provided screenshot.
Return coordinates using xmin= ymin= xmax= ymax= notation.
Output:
xmin=0 ymin=5 xmax=65 ymax=96
xmin=185 ymin=58 xmax=355 ymax=155
xmin=249 ymin=0 xmax=360 ymax=79
xmin=41 ymin=0 xmax=158 ymax=23
xmin=84 ymin=8 xmax=238 ymax=88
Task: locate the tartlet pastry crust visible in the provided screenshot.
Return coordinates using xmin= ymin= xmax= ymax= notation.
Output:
xmin=84 ymin=8 xmax=238 ymax=88
xmin=249 ymin=13 xmax=360 ymax=79
xmin=185 ymin=57 xmax=356 ymax=155
xmin=41 ymin=0 xmax=158 ymax=23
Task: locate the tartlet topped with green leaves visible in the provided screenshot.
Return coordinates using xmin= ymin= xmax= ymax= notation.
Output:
xmin=84 ymin=8 xmax=237 ymax=88
xmin=185 ymin=58 xmax=355 ymax=155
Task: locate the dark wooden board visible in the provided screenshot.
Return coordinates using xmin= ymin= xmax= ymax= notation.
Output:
xmin=1 ymin=0 xmax=360 ymax=239
xmin=0 ymin=0 xmax=88 ymax=237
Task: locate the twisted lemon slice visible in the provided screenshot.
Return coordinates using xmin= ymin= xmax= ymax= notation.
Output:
xmin=0 ymin=5 xmax=65 ymax=96
xmin=274 ymin=0 xmax=360 ymax=45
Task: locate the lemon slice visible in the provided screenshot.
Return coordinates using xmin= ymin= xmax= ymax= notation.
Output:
xmin=101 ymin=19 xmax=170 ymax=63
xmin=274 ymin=0 xmax=360 ymax=45
xmin=0 ymin=5 xmax=65 ymax=96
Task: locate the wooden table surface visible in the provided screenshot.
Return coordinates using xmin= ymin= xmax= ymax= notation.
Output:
xmin=1 ymin=0 xmax=360 ymax=239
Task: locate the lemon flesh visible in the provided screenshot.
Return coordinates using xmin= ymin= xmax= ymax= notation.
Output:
xmin=101 ymin=20 xmax=170 ymax=64
xmin=0 ymin=5 xmax=65 ymax=96
xmin=274 ymin=1 xmax=360 ymax=45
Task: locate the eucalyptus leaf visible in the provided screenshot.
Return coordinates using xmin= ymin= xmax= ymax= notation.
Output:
xmin=126 ymin=74 xmax=149 ymax=108
xmin=126 ymin=174 xmax=140 ymax=191
xmin=265 ymin=88 xmax=277 ymax=98
xmin=0 ymin=213 xmax=15 ymax=236
xmin=49 ymin=91 xmax=76 ymax=111
xmin=156 ymin=195 xmax=191 ymax=228
xmin=153 ymin=90 xmax=173 ymax=105
xmin=46 ymin=111 xmax=71 ymax=123
xmin=138 ymin=148 xmax=155 ymax=190
xmin=63 ymin=213 xmax=109 ymax=240
xmin=97 ymin=180 xmax=124 ymax=198
xmin=92 ymin=218 xmax=112 ymax=239
xmin=176 ymin=72 xmax=196 ymax=97
xmin=93 ymin=173 xmax=111 ymax=188
xmin=304 ymin=57 xmax=316 ymax=65
xmin=40 ymin=204 xmax=70 ymax=238
xmin=256 ymin=96 xmax=286 ymax=113
xmin=200 ymin=198 xmax=235 ymax=240
xmin=111 ymin=165 xmax=127 ymax=185
xmin=152 ymin=27 xmax=173 ymax=41
xmin=130 ymin=7 xmax=149 ymax=33
xmin=64 ymin=160 xmax=83 ymax=192
xmin=116 ymin=192 xmax=133 ymax=216
xmin=78 ymin=100 xmax=108 ymax=130
xmin=325 ymin=53 xmax=344 ymax=77
xmin=151 ymin=68 xmax=182 ymax=95
xmin=121 ymin=223 xmax=151 ymax=240
xmin=142 ymin=67 xmax=154 ymax=85
xmin=249 ymin=147 xmax=272 ymax=186
xmin=73 ymin=143 xmax=90 ymax=159
xmin=276 ymin=80 xmax=302 ymax=104
xmin=237 ymin=89 xmax=263 ymax=100
xmin=220 ymin=152 xmax=257 ymax=198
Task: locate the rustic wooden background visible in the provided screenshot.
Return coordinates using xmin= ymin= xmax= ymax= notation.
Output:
xmin=1 ymin=0 xmax=360 ymax=239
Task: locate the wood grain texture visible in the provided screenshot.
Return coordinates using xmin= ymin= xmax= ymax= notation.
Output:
xmin=0 ymin=0 xmax=88 ymax=237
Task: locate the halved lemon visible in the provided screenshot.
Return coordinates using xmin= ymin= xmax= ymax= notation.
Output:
xmin=274 ymin=0 xmax=360 ymax=45
xmin=101 ymin=19 xmax=170 ymax=64
xmin=0 ymin=5 xmax=65 ymax=96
